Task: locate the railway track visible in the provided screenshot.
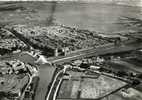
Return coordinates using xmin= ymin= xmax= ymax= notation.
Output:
xmin=46 ymin=68 xmax=66 ymax=100
xmin=46 ymin=65 xmax=142 ymax=100
xmin=6 ymin=28 xmax=142 ymax=100
xmin=46 ymin=70 xmax=63 ymax=100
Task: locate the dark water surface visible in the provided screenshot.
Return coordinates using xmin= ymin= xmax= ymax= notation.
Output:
xmin=0 ymin=2 xmax=141 ymax=33
xmin=52 ymin=2 xmax=141 ymax=33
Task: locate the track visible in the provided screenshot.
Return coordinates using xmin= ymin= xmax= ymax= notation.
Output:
xmin=7 ymin=27 xmax=142 ymax=65
xmin=47 ymin=66 xmax=142 ymax=100
xmin=46 ymin=70 xmax=63 ymax=100
xmin=48 ymin=40 xmax=142 ymax=64
xmin=7 ymin=28 xmax=142 ymax=100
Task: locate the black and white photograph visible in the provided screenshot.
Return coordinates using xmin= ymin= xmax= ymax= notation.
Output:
xmin=0 ymin=0 xmax=142 ymax=100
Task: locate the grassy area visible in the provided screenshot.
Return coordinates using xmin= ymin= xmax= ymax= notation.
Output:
xmin=57 ymin=71 xmax=127 ymax=99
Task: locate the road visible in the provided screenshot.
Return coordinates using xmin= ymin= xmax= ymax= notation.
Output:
xmin=1 ymin=39 xmax=142 ymax=100
xmin=48 ymin=40 xmax=142 ymax=64
xmin=46 ymin=70 xmax=63 ymax=100
xmin=7 ymin=25 xmax=142 ymax=65
xmin=3 ymin=53 xmax=56 ymax=100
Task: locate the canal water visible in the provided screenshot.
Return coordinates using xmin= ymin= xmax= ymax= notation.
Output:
xmin=18 ymin=54 xmax=56 ymax=100
xmin=0 ymin=53 xmax=56 ymax=100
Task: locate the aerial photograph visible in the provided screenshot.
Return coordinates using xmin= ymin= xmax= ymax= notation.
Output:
xmin=0 ymin=0 xmax=142 ymax=100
